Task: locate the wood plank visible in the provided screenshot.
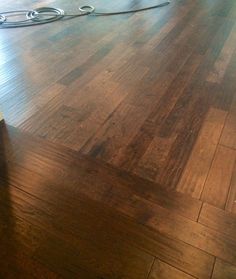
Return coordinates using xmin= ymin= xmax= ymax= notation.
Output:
xmin=0 ymin=125 xmax=232 ymax=270
xmin=1 ymin=0 xmax=148 ymax=125
xmin=225 ymin=161 xmax=236 ymax=214
xmin=0 ymin=249 xmax=62 ymax=279
xmin=20 ymin=53 xmax=148 ymax=151
xmin=212 ymin=259 xmax=236 ymax=279
xmin=201 ymin=145 xmax=236 ymax=208
xmin=0 ymin=188 xmax=154 ymax=279
xmin=220 ymin=94 xmax=236 ymax=149
xmin=157 ymin=85 xmax=210 ymax=189
xmin=199 ymin=203 xmax=236 ymax=238
xmin=1 ymin=0 xmax=236 ymax=277
xmin=1 ymin=123 xmax=202 ymax=221
xmin=152 ymin=13 xmax=232 ymax=187
xmin=155 ymin=13 xmax=236 ymax=189
xmin=177 ymin=108 xmax=227 ymax=198
xmin=129 ymin=52 xmax=203 ymax=182
xmin=134 ymin=135 xmax=176 ymax=182
xmin=0 ymin=125 xmax=214 ymax=279
xmin=149 ymin=260 xmax=195 ymax=279
xmin=0 ymin=172 xmax=213 ymax=279
xmin=206 ymin=23 xmax=236 ymax=84
xmin=59 ymin=44 xmax=115 ymax=86
xmin=81 ymin=36 xmax=205 ymax=167
xmin=1 ymin=0 xmax=234 ymax=197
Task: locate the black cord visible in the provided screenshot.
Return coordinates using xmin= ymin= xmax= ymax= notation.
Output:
xmin=0 ymin=2 xmax=170 ymax=28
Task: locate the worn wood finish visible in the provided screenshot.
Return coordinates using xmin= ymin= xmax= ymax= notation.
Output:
xmin=1 ymin=0 xmax=236 ymax=277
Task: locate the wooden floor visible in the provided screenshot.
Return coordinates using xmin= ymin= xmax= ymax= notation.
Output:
xmin=0 ymin=0 xmax=236 ymax=278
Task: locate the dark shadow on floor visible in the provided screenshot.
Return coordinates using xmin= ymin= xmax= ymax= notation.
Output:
xmin=0 ymin=120 xmax=20 ymax=276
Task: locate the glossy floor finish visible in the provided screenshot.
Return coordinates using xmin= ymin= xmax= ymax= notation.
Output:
xmin=0 ymin=0 xmax=236 ymax=278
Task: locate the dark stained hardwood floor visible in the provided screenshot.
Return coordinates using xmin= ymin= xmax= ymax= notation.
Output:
xmin=0 ymin=0 xmax=236 ymax=278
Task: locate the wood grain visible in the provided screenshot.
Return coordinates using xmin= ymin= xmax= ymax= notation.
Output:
xmin=220 ymin=94 xmax=236 ymax=149
xmin=225 ymin=161 xmax=236 ymax=214
xmin=1 ymin=0 xmax=236 ymax=277
xmin=1 ymin=123 xmax=202 ymax=221
xmin=206 ymin=23 xmax=236 ymax=84
xmin=1 ymin=124 xmax=234 ymax=270
xmin=1 ymin=0 xmax=235 ymax=193
xmin=177 ymin=108 xmax=227 ymax=198
xmin=199 ymin=203 xmax=236 ymax=238
xmin=201 ymin=145 xmax=236 ymax=208
xmin=0 ymin=124 xmax=214 ymax=279
xmin=148 ymin=260 xmax=195 ymax=279
xmin=212 ymin=259 xmax=236 ymax=279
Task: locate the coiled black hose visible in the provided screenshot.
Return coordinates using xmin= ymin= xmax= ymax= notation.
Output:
xmin=0 ymin=2 xmax=170 ymax=28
